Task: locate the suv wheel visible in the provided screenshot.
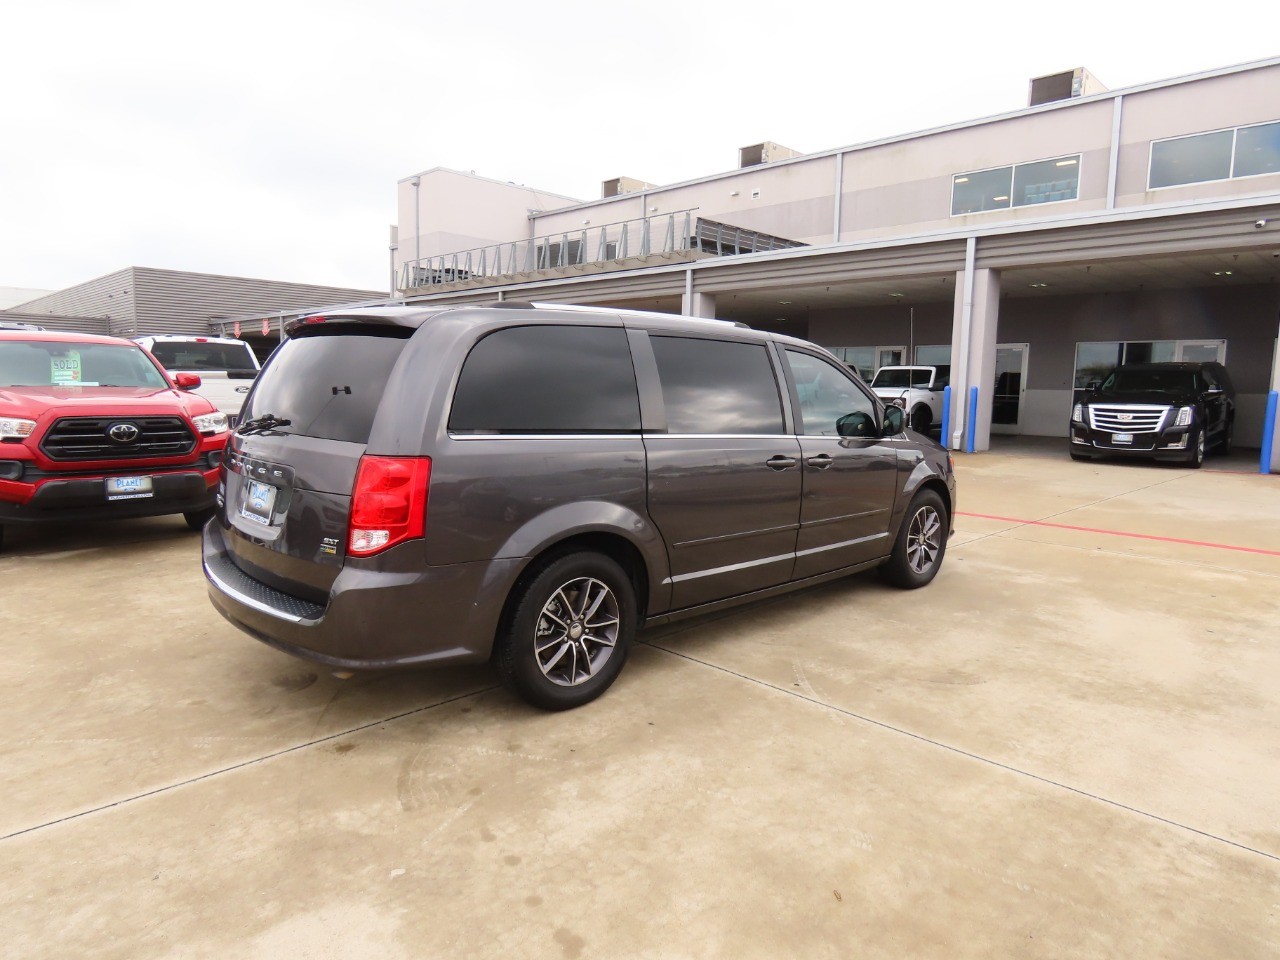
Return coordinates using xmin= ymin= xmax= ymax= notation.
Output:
xmin=496 ymin=552 xmax=636 ymax=710
xmin=879 ymin=489 xmax=948 ymax=589
xmin=910 ymin=406 xmax=931 ymax=434
xmin=1187 ymin=430 xmax=1205 ymax=469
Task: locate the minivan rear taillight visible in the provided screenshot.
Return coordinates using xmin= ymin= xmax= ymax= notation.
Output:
xmin=348 ymin=456 xmax=431 ymax=557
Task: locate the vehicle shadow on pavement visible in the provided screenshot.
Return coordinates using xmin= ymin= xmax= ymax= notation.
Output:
xmin=0 ymin=515 xmax=198 ymax=558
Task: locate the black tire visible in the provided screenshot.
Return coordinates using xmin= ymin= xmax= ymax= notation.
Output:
xmin=183 ymin=508 xmax=216 ymax=531
xmin=495 ymin=551 xmax=636 ymax=710
xmin=909 ymin=405 xmax=931 ymax=434
xmin=1069 ymin=447 xmax=1092 ymax=462
xmin=0 ymin=523 xmax=5 ymax=553
xmin=1186 ymin=429 xmax=1205 ymax=469
xmin=879 ymin=489 xmax=948 ymax=589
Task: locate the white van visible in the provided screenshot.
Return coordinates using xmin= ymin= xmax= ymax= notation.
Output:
xmin=134 ymin=335 xmax=260 ymax=426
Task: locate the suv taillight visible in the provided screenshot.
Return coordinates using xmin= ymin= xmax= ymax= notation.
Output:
xmin=348 ymin=456 xmax=431 ymax=557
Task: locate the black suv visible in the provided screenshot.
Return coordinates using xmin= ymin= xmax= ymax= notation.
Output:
xmin=1069 ymin=361 xmax=1234 ymax=467
xmin=203 ymin=304 xmax=956 ymax=709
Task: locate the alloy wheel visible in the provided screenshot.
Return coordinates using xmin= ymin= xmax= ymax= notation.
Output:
xmin=534 ymin=577 xmax=621 ymax=686
xmin=906 ymin=505 xmax=943 ymax=575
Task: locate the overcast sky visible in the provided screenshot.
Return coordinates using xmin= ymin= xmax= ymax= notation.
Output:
xmin=2 ymin=1 xmax=1275 ymax=295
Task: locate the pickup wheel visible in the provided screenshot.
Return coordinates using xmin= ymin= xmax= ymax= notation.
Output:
xmin=909 ymin=405 xmax=932 ymax=434
xmin=879 ymin=489 xmax=948 ymax=589
xmin=495 ymin=552 xmax=636 ymax=710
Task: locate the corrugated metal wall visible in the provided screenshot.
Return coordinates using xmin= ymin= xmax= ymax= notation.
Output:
xmin=2 ymin=268 xmax=385 ymax=338
xmin=131 ymin=268 xmax=385 ymax=337
xmin=5 ymin=269 xmax=137 ymax=335
xmin=0 ymin=312 xmax=112 ymax=335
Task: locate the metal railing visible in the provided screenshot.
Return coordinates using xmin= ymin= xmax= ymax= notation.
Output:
xmin=399 ymin=210 xmax=699 ymax=290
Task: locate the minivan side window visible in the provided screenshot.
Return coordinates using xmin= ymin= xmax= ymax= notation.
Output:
xmin=449 ymin=325 xmax=641 ymax=434
xmin=649 ymin=336 xmax=784 ymax=435
xmin=785 ymin=350 xmax=877 ymax=437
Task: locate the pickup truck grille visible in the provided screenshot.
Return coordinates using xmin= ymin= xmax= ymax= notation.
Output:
xmin=1088 ymin=404 xmax=1168 ymax=434
xmin=40 ymin=416 xmax=197 ymax=461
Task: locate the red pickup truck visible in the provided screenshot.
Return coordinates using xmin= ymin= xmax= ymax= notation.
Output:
xmin=0 ymin=330 xmax=230 ymax=551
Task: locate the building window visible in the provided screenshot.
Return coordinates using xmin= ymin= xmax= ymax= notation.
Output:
xmin=1234 ymin=120 xmax=1280 ymax=178
xmin=1073 ymin=340 xmax=1226 ymax=388
xmin=829 ymin=346 xmax=906 ymax=381
xmin=951 ymin=155 xmax=1080 ymax=215
xmin=914 ymin=344 xmax=952 ymax=365
xmin=1149 ymin=120 xmax=1280 ymax=189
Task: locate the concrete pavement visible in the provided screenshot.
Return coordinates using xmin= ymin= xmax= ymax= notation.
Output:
xmin=2 ymin=450 xmax=1278 ymax=958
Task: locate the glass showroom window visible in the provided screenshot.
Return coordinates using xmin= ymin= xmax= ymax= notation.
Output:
xmin=1073 ymin=340 xmax=1225 ymax=388
xmin=1149 ymin=120 xmax=1280 ymax=188
xmin=952 ymin=155 xmax=1080 ymax=215
xmin=829 ymin=346 xmax=905 ymax=381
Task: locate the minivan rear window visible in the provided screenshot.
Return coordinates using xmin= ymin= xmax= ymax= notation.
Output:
xmin=240 ymin=331 xmax=409 ymax=443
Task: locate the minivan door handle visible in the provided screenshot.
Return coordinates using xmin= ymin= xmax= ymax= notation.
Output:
xmin=766 ymin=455 xmax=798 ymax=470
xmin=806 ymin=454 xmax=834 ymax=469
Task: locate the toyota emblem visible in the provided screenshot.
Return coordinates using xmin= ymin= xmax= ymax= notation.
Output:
xmin=107 ymin=422 xmax=140 ymax=443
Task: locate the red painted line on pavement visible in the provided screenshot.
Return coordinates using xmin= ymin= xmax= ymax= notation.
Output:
xmin=957 ymin=511 xmax=1280 ymax=558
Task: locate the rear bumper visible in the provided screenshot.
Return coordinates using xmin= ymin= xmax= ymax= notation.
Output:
xmin=0 ymin=468 xmax=217 ymax=523
xmin=202 ymin=521 xmax=523 ymax=669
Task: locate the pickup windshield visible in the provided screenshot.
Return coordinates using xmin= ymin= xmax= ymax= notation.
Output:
xmin=0 ymin=341 xmax=168 ymax=389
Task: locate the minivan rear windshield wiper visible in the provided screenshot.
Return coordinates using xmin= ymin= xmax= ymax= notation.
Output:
xmin=237 ymin=413 xmax=293 ymax=435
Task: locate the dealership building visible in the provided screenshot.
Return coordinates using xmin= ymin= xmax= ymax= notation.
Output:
xmin=390 ymin=57 xmax=1280 ymax=464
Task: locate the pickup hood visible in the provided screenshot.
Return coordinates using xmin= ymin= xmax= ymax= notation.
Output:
xmin=0 ymin=385 xmax=215 ymax=420
xmin=1085 ymin=389 xmax=1191 ymax=406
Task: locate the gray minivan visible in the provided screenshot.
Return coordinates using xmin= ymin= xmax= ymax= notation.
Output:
xmin=203 ymin=303 xmax=956 ymax=709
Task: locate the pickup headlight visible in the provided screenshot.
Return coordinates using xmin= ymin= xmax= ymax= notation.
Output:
xmin=1071 ymin=403 xmax=1083 ymax=423
xmin=891 ymin=398 xmax=907 ymax=408
xmin=0 ymin=417 xmax=37 ymax=440
xmin=1174 ymin=406 xmax=1193 ymax=427
xmin=192 ymin=412 xmax=229 ymax=435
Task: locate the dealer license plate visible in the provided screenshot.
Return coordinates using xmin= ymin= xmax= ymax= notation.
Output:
xmin=241 ymin=479 xmax=277 ymax=525
xmin=1111 ymin=433 xmax=1134 ymax=444
xmin=105 ymin=476 xmax=153 ymax=501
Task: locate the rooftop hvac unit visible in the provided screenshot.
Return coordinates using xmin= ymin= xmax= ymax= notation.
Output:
xmin=601 ymin=176 xmax=656 ymax=199
xmin=1028 ymin=67 xmax=1106 ymax=106
xmin=738 ymin=142 xmax=801 ymax=168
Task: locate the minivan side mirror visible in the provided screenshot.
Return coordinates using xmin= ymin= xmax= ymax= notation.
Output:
xmin=174 ymin=373 xmax=202 ymax=390
xmin=836 ymin=411 xmax=876 ymax=438
xmin=882 ymin=406 xmax=904 ymax=436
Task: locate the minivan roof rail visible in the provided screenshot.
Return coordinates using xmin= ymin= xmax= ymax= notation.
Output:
xmin=527 ymin=302 xmax=748 ymax=328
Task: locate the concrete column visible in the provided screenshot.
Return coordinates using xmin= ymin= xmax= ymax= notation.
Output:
xmin=948 ymin=266 xmax=1000 ymax=452
xmin=1269 ymin=330 xmax=1280 ymax=472
xmin=683 ymin=290 xmax=716 ymax=318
